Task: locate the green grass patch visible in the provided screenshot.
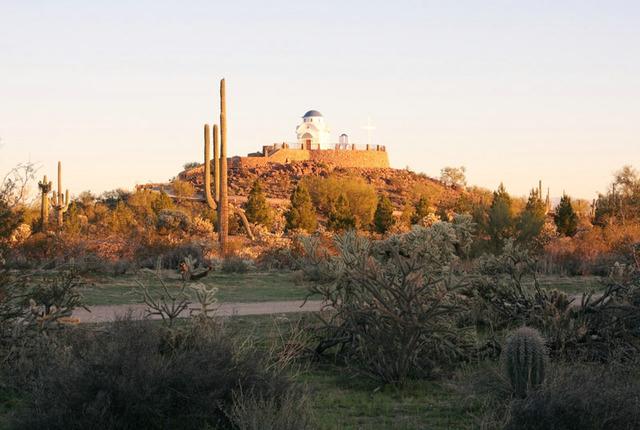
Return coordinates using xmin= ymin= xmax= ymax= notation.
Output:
xmin=79 ymin=271 xmax=314 ymax=306
xmin=78 ymin=271 xmax=603 ymax=306
xmin=220 ymin=313 xmax=481 ymax=429
xmin=535 ymin=274 xmax=603 ymax=294
xmin=303 ymin=366 xmax=480 ymax=429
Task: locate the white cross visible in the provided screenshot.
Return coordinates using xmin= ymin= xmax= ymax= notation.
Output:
xmin=361 ymin=116 xmax=376 ymax=146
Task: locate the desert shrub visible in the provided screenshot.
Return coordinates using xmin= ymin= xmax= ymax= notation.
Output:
xmin=303 ymin=217 xmax=478 ymax=384
xmin=171 ymin=179 xmax=195 ymax=199
xmin=304 ymin=174 xmax=377 ymax=228
xmin=156 ymin=209 xmax=191 ymax=234
xmin=108 ymin=201 xmax=138 ymax=234
xmin=6 ymin=317 xmax=304 ymax=430
xmin=162 ymin=243 xmax=205 ymax=270
xmin=1 ymin=269 xmax=86 ymax=386
xmin=183 ymin=161 xmax=199 ymax=170
xmin=475 ymin=242 xmax=640 ymax=362
xmin=542 ymin=222 xmax=640 ymax=275
xmin=190 ymin=215 xmax=215 ymax=236
xmin=134 ymin=242 xmax=206 ymax=271
xmin=256 ymin=244 xmax=299 ymax=271
xmin=0 ymin=199 xmax=22 ymax=248
xmin=222 ymin=256 xmax=251 ymax=273
xmin=0 ymin=271 xmax=29 ymax=342
xmin=126 ymin=189 xmax=164 ymax=224
xmin=150 ymin=190 xmax=175 ymax=214
xmin=296 ymin=234 xmax=336 ymax=284
xmin=100 ymin=188 xmax=131 ymax=208
xmin=228 ymin=385 xmax=314 ymax=430
xmin=473 ymin=241 xmax=573 ymax=332
xmin=505 ymin=365 xmax=640 ymax=430
xmin=12 ymin=232 xmax=58 ymax=262
xmin=26 ymin=270 xmax=86 ymax=322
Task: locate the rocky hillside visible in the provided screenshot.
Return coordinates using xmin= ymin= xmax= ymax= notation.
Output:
xmin=180 ymin=161 xmax=461 ymax=209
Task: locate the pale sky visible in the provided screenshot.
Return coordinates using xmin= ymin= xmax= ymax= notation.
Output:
xmin=1 ymin=1 xmax=639 ymax=200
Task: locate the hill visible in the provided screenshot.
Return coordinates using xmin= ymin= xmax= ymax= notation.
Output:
xmin=179 ymin=161 xmax=462 ymax=210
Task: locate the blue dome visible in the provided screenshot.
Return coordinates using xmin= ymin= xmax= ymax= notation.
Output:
xmin=303 ymin=110 xmax=323 ymax=118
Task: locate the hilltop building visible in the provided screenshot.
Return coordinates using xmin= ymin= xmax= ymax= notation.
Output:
xmin=296 ymin=110 xmax=331 ymax=148
xmin=233 ymin=110 xmax=389 ymax=169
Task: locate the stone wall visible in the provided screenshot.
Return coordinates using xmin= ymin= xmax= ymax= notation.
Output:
xmin=231 ymin=147 xmax=389 ymax=169
xmin=309 ymin=149 xmax=389 ymax=168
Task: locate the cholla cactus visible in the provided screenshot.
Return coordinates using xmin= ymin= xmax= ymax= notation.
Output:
xmin=504 ymin=326 xmax=547 ymax=398
xmin=189 ymin=283 xmax=218 ymax=318
xmin=51 ymin=161 xmax=69 ymax=227
xmin=38 ymin=175 xmax=52 ymax=230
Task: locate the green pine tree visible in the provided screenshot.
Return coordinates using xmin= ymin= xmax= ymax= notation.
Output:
xmin=517 ymin=189 xmax=547 ymax=248
xmin=328 ymin=193 xmax=356 ymax=231
xmin=554 ymin=194 xmax=578 ymax=236
xmin=411 ymin=196 xmax=430 ymax=225
xmin=244 ymin=180 xmax=273 ymax=228
xmin=487 ymin=183 xmax=514 ymax=253
xmin=285 ymin=183 xmax=317 ymax=232
xmin=374 ymin=194 xmax=395 ymax=233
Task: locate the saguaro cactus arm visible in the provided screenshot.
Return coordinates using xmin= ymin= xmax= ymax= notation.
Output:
xmin=231 ymin=205 xmax=255 ymax=241
xmin=51 ymin=189 xmax=69 ymax=209
xmin=203 ymin=123 xmax=217 ymax=210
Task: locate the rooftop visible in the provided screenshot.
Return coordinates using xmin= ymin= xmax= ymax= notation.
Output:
xmin=302 ymin=110 xmax=323 ymax=118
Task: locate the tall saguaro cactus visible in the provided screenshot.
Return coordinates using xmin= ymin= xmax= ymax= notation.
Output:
xmin=38 ymin=175 xmax=52 ymax=231
xmin=51 ymin=161 xmax=69 ymax=227
xmin=218 ymin=79 xmax=229 ymax=253
xmin=202 ymin=79 xmax=254 ymax=255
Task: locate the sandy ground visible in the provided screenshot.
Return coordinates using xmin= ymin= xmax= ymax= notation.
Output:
xmin=73 ymin=300 xmax=325 ymax=323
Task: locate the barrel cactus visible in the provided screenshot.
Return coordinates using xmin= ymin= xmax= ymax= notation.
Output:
xmin=503 ymin=326 xmax=547 ymax=398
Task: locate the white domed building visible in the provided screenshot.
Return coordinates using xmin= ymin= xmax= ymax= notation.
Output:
xmin=295 ymin=110 xmax=331 ymax=149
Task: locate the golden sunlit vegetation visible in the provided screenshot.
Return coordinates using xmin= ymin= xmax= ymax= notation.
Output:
xmin=2 ymin=143 xmax=639 ymax=429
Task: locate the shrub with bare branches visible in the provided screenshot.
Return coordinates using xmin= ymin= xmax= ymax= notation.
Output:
xmin=475 ymin=241 xmax=640 ymax=361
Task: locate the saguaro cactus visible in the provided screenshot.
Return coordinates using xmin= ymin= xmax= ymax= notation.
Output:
xmin=51 ymin=161 xmax=69 ymax=227
xmin=38 ymin=175 xmax=52 ymax=231
xmin=218 ymin=78 xmax=229 ymax=253
xmin=503 ymin=326 xmax=547 ymax=398
xmin=202 ymin=79 xmax=254 ymax=255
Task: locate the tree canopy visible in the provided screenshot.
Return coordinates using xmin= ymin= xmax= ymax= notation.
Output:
xmin=285 ymin=183 xmax=317 ymax=232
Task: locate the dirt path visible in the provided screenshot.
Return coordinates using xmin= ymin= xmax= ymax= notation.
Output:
xmin=73 ymin=300 xmax=324 ymax=323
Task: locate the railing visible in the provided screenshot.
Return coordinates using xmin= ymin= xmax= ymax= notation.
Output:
xmin=264 ymin=142 xmax=386 ymax=154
